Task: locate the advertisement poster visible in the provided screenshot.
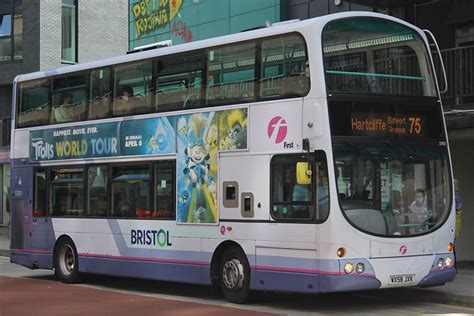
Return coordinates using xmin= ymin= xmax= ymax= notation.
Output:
xmin=30 ymin=123 xmax=119 ymax=161
xmin=121 ymin=117 xmax=176 ymax=156
xmin=175 ymin=108 xmax=248 ymax=224
xmin=29 ymin=108 xmax=248 ymax=225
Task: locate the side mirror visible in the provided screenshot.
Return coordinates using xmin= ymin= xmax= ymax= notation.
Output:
xmin=296 ymin=162 xmax=312 ymax=185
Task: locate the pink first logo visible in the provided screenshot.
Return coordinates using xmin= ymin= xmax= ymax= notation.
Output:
xmin=399 ymin=245 xmax=408 ymax=255
xmin=267 ymin=116 xmax=288 ymax=144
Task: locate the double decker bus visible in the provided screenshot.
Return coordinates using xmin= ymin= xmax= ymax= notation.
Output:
xmin=10 ymin=12 xmax=455 ymax=303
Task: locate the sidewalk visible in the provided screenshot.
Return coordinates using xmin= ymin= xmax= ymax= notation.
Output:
xmin=0 ymin=232 xmax=9 ymax=257
xmin=0 ymin=231 xmax=10 ymax=257
xmin=0 ymin=233 xmax=472 ymax=307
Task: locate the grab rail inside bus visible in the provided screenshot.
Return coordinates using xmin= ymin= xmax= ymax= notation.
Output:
xmin=423 ymin=29 xmax=448 ymax=94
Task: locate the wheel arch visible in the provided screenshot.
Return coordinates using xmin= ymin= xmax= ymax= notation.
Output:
xmin=210 ymin=240 xmax=249 ymax=286
xmin=53 ymin=234 xmax=75 ymax=267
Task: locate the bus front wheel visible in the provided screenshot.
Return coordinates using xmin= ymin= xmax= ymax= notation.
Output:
xmin=54 ymin=237 xmax=80 ymax=284
xmin=219 ymin=246 xmax=250 ymax=303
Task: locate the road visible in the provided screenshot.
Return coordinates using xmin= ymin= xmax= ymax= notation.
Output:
xmin=0 ymin=256 xmax=473 ymax=315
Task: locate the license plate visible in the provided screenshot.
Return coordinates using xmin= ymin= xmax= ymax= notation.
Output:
xmin=389 ymin=274 xmax=415 ymax=284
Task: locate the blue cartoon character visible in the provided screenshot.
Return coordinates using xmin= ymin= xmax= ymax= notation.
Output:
xmin=147 ymin=119 xmax=169 ymax=154
xmin=183 ymin=139 xmax=210 ymax=185
xmin=183 ymin=113 xmax=211 ymax=185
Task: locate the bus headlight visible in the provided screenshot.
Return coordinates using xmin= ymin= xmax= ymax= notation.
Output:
xmin=356 ymin=262 xmax=365 ymax=274
xmin=344 ymin=262 xmax=353 ymax=274
xmin=445 ymin=256 xmax=453 ymax=267
xmin=437 ymin=258 xmax=445 ymax=270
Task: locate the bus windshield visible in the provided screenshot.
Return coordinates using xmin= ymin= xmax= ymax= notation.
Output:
xmin=334 ymin=142 xmax=451 ymax=237
xmin=323 ymin=17 xmax=437 ymax=97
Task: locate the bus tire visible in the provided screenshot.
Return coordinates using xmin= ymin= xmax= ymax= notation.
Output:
xmin=219 ymin=246 xmax=251 ymax=304
xmin=54 ymin=237 xmax=80 ymax=284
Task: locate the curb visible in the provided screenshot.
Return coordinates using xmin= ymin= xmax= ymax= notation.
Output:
xmin=374 ymin=287 xmax=474 ymax=308
xmin=0 ymin=250 xmax=10 ymax=258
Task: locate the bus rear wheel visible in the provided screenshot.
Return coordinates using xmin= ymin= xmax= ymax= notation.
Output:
xmin=54 ymin=237 xmax=80 ymax=284
xmin=219 ymin=246 xmax=250 ymax=303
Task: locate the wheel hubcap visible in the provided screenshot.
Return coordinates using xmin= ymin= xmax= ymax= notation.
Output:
xmin=58 ymin=244 xmax=75 ymax=276
xmin=222 ymin=258 xmax=244 ymax=290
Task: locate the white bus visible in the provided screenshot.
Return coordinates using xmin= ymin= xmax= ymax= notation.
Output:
xmin=10 ymin=12 xmax=455 ymax=303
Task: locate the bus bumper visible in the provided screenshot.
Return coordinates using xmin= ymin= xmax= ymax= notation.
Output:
xmin=417 ymin=267 xmax=456 ymax=287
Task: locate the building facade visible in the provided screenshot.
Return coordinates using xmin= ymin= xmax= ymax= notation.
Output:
xmin=0 ymin=0 xmax=128 ymax=226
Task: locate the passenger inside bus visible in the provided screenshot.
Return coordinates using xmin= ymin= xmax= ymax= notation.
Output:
xmin=114 ymin=85 xmax=135 ymax=115
xmin=53 ymin=93 xmax=74 ymax=122
xmin=53 ymin=92 xmax=86 ymax=123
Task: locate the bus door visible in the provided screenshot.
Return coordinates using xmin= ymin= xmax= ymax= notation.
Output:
xmin=10 ymin=166 xmax=33 ymax=251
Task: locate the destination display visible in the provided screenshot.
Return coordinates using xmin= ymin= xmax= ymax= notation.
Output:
xmin=351 ymin=113 xmax=425 ymax=137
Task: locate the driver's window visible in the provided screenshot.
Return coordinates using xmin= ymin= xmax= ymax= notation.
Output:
xmin=271 ymin=152 xmax=329 ymax=222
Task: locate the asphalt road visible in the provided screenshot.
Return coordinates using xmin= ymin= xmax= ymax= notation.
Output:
xmin=1 ymin=256 xmax=473 ymax=315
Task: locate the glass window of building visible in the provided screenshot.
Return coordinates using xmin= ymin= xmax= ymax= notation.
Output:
xmin=0 ymin=2 xmax=22 ymax=62
xmin=61 ymin=0 xmax=77 ymax=63
xmin=13 ymin=5 xmax=21 ymax=60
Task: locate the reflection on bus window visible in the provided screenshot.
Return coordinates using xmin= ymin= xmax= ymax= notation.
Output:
xmin=49 ymin=168 xmax=85 ymax=216
xmin=207 ymin=42 xmax=256 ymax=104
xmin=89 ymin=68 xmax=112 ymax=119
xmin=323 ymin=18 xmax=437 ymax=96
xmin=156 ymin=53 xmax=203 ymax=111
xmin=18 ymin=79 xmax=50 ymax=128
xmin=112 ymin=166 xmax=149 ymax=218
xmin=260 ymin=34 xmax=309 ymax=99
xmin=88 ymin=165 xmax=108 ymax=217
xmin=113 ymin=61 xmax=153 ymax=116
xmin=154 ymin=162 xmax=175 ymax=219
xmin=335 ymin=143 xmax=450 ymax=236
xmin=33 ymin=170 xmax=47 ymax=217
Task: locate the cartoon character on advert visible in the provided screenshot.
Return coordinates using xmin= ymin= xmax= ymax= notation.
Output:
xmin=220 ymin=109 xmax=247 ymax=150
xmin=177 ymin=117 xmax=188 ymax=139
xmin=147 ymin=119 xmax=169 ymax=154
xmin=226 ymin=110 xmax=247 ymax=149
xmin=183 ymin=139 xmax=210 ymax=185
xmin=183 ymin=113 xmax=211 ymax=186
